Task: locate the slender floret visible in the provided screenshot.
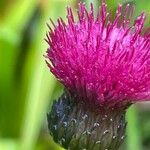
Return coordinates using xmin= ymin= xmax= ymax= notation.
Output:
xmin=46 ymin=2 xmax=150 ymax=150
xmin=46 ymin=2 xmax=150 ymax=109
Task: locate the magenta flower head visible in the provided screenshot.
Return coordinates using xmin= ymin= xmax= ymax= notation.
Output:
xmin=45 ymin=2 xmax=150 ymax=150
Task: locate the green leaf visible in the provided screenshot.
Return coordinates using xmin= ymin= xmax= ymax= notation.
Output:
xmin=126 ymin=106 xmax=142 ymax=150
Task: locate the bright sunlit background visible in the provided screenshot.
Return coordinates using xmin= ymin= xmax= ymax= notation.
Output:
xmin=0 ymin=0 xmax=150 ymax=150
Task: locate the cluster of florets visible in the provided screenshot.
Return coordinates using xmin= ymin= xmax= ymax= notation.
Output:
xmin=45 ymin=2 xmax=150 ymax=107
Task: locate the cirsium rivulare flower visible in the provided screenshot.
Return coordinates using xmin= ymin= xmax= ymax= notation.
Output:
xmin=46 ymin=2 xmax=150 ymax=108
xmin=45 ymin=2 xmax=150 ymax=150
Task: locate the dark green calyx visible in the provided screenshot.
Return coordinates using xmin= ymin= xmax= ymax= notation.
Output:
xmin=47 ymin=92 xmax=127 ymax=150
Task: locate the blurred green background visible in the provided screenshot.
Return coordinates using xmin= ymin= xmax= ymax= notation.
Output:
xmin=0 ymin=0 xmax=150 ymax=150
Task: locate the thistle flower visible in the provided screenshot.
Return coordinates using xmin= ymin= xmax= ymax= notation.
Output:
xmin=45 ymin=2 xmax=150 ymax=150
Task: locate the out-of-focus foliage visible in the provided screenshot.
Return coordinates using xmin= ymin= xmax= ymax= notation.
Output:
xmin=0 ymin=0 xmax=149 ymax=150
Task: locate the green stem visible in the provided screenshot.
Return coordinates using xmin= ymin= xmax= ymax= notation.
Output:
xmin=20 ymin=1 xmax=74 ymax=150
